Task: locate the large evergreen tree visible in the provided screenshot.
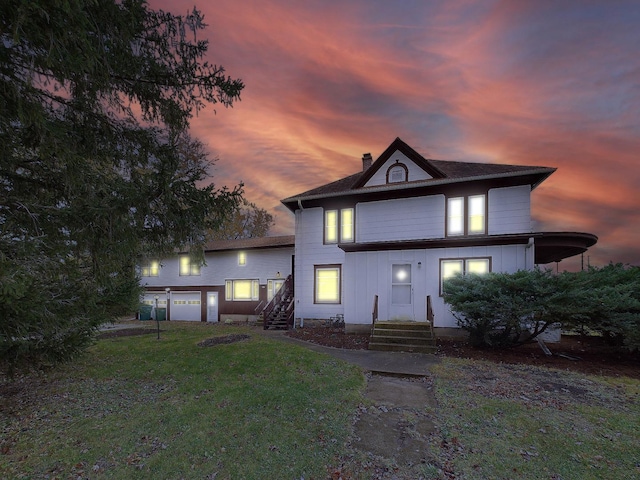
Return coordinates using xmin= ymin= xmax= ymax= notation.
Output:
xmin=0 ymin=0 xmax=244 ymax=371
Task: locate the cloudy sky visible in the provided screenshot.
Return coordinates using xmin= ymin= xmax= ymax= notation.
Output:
xmin=153 ymin=0 xmax=639 ymax=270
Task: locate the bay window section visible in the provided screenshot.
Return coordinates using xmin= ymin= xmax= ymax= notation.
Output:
xmin=314 ymin=265 xmax=341 ymax=304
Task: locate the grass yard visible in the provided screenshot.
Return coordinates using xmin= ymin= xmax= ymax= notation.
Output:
xmin=429 ymin=358 xmax=640 ymax=480
xmin=0 ymin=323 xmax=365 ymax=479
xmin=1 ymin=322 xmax=638 ymax=480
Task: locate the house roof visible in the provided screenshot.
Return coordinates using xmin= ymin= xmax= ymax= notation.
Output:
xmin=281 ymin=137 xmax=556 ymax=211
xmin=201 ymin=235 xmax=295 ymax=253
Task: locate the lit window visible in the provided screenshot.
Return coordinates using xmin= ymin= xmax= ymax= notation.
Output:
xmin=179 ymin=256 xmax=200 ymax=276
xmin=225 ymin=279 xmax=259 ymax=301
xmin=324 ymin=208 xmax=354 ymax=244
xmin=447 ymin=195 xmax=486 ymax=236
xmin=325 ymin=210 xmax=338 ymax=243
xmin=340 ymin=208 xmax=354 ymax=242
xmin=440 ymin=257 xmax=491 ymax=294
xmin=468 ymin=195 xmax=485 ymax=234
xmin=447 ymin=198 xmax=464 ymax=236
xmin=391 ymin=264 xmax=411 ymax=305
xmin=238 ymin=251 xmax=246 ymax=266
xmin=140 ymin=260 xmax=159 ymax=277
xmin=315 ymin=265 xmax=341 ymax=304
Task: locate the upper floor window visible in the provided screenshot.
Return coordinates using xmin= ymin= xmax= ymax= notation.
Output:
xmin=238 ymin=251 xmax=246 ymax=266
xmin=140 ymin=260 xmax=159 ymax=277
xmin=179 ymin=256 xmax=201 ymax=276
xmin=324 ymin=208 xmax=354 ymax=244
xmin=386 ymin=161 xmax=408 ymax=183
xmin=447 ymin=194 xmax=486 ymax=236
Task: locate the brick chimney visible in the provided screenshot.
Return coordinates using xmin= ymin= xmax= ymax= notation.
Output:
xmin=362 ymin=153 xmax=373 ymax=171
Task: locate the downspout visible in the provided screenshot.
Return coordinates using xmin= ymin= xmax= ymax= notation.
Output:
xmin=526 ymin=237 xmax=534 ymax=269
xmin=296 ymin=199 xmax=304 ymax=328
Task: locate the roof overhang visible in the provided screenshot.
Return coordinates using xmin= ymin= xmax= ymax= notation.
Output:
xmin=339 ymin=231 xmax=597 ymax=264
xmin=533 ymin=232 xmax=598 ymax=264
xmin=282 ymin=168 xmax=555 ymax=212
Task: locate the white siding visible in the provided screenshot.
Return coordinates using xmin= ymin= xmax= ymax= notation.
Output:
xmin=140 ymin=247 xmax=293 ymax=288
xmin=294 ymin=207 xmax=345 ymax=320
xmin=344 ymin=244 xmax=532 ymax=329
xmin=363 ymin=151 xmax=433 ymax=187
xmin=357 ymin=195 xmax=445 ymax=242
xmin=488 ymin=185 xmax=531 ymax=234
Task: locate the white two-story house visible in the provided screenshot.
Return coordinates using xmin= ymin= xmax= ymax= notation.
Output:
xmin=281 ymin=137 xmax=597 ymax=335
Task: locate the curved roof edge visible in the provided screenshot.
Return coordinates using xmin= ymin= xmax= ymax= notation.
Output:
xmin=534 ymin=232 xmax=598 ymax=264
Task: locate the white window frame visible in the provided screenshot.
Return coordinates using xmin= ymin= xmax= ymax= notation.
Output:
xmin=314 ymin=265 xmax=341 ymax=304
xmin=440 ymin=257 xmax=491 ymax=295
xmin=179 ymin=256 xmax=200 ymax=276
xmin=225 ymin=279 xmax=260 ymax=301
xmin=140 ymin=260 xmax=160 ymax=277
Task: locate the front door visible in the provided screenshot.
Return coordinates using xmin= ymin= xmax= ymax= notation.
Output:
xmin=267 ymin=279 xmax=285 ymax=302
xmin=207 ymin=292 xmax=218 ymax=322
xmin=389 ymin=263 xmax=413 ymax=320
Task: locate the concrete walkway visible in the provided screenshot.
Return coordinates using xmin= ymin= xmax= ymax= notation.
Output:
xmin=258 ymin=329 xmax=439 ymax=376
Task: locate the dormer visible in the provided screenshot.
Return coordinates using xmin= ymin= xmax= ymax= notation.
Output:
xmin=353 ymin=137 xmax=446 ymax=188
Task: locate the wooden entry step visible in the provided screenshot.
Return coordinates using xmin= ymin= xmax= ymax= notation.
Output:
xmin=369 ymin=321 xmax=436 ymax=354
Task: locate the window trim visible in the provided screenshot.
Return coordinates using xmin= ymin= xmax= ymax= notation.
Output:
xmin=314 ymin=264 xmax=342 ymax=304
xmin=225 ymin=279 xmax=260 ymax=301
xmin=446 ymin=194 xmax=487 ymax=237
xmin=324 ymin=208 xmax=355 ymax=244
xmin=179 ymin=256 xmax=201 ymax=276
xmin=140 ymin=260 xmax=160 ymax=277
xmin=439 ymin=256 xmax=492 ymax=296
xmin=385 ymin=160 xmax=409 ymax=183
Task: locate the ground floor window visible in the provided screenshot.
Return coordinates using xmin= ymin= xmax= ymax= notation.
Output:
xmin=225 ymin=279 xmax=259 ymax=301
xmin=440 ymin=257 xmax=491 ymax=294
xmin=314 ymin=265 xmax=341 ymax=304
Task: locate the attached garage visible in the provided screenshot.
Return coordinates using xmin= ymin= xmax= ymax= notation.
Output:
xmin=171 ymin=291 xmax=202 ymax=321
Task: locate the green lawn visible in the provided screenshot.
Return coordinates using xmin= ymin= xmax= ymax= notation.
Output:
xmin=430 ymin=358 xmax=640 ymax=480
xmin=0 ymin=323 xmax=365 ymax=479
xmin=2 ymin=323 xmax=638 ymax=480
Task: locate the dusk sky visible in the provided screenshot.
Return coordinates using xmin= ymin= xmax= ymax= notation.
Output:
xmin=152 ymin=0 xmax=639 ymax=270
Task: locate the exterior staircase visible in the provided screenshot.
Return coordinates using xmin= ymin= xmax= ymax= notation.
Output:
xmin=369 ymin=321 xmax=436 ymax=354
xmin=262 ymin=275 xmax=294 ymax=330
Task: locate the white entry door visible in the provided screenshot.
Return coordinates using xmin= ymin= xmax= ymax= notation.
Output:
xmin=207 ymin=292 xmax=219 ymax=322
xmin=389 ymin=263 xmax=413 ymax=320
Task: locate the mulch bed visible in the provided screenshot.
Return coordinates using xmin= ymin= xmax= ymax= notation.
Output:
xmin=286 ymin=327 xmax=640 ymax=379
xmin=197 ymin=334 xmax=250 ymax=347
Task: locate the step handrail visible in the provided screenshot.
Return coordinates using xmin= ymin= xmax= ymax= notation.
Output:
xmin=262 ymin=275 xmax=293 ymax=330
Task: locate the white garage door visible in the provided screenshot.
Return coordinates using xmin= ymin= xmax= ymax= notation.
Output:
xmin=171 ymin=292 xmax=202 ymax=321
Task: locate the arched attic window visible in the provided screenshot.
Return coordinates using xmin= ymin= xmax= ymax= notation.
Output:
xmin=386 ymin=160 xmax=409 ymax=183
